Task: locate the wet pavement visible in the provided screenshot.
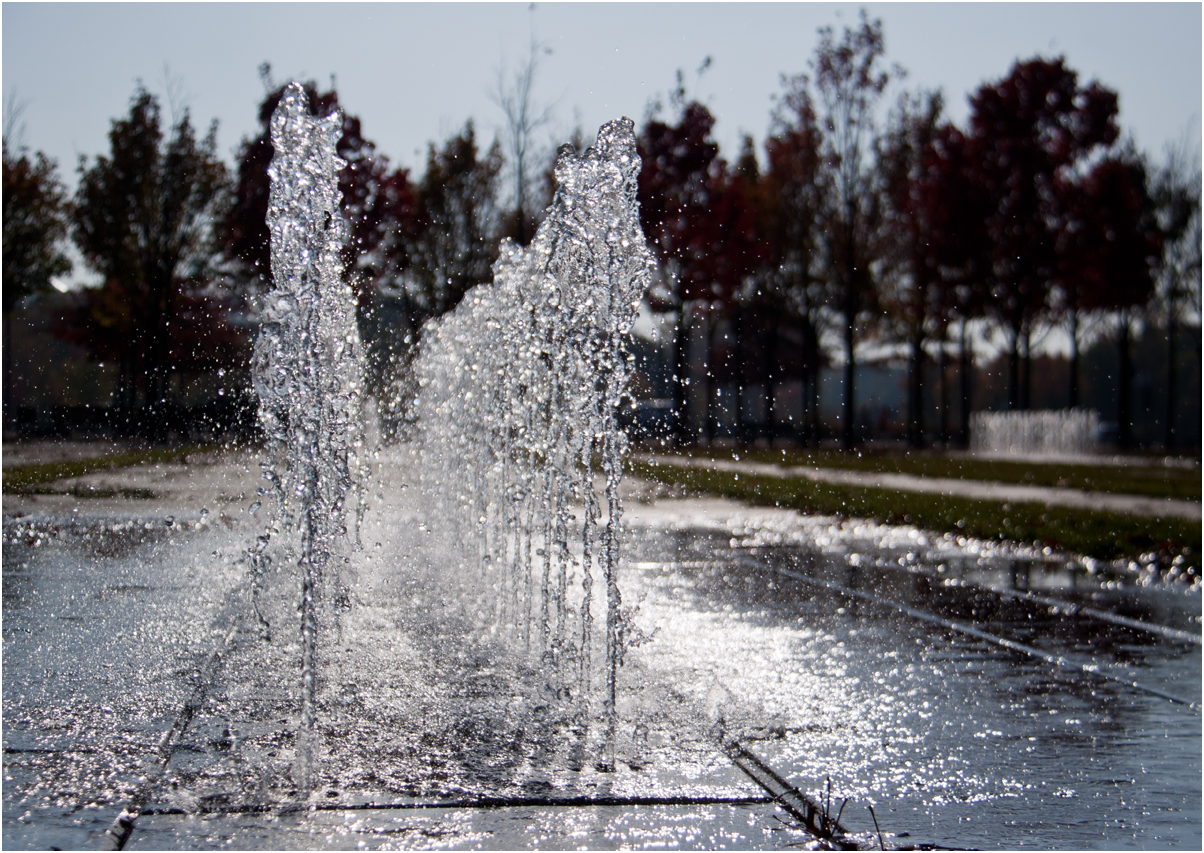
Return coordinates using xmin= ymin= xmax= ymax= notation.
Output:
xmin=3 ymin=447 xmax=1200 ymax=849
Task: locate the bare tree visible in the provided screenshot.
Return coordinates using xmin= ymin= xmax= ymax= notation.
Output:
xmin=491 ymin=27 xmax=555 ymax=246
xmin=811 ymin=10 xmax=898 ymax=449
xmin=3 ymin=91 xmax=30 ymax=150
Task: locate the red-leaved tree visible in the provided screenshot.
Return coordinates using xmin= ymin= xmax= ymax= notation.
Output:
xmin=638 ymin=86 xmax=762 ymax=444
xmin=965 ymin=56 xmax=1120 ymax=410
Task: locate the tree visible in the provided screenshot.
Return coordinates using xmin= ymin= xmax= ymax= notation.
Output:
xmin=811 ymin=9 xmax=897 ymax=449
xmin=917 ymin=124 xmax=991 ymax=446
xmin=877 ymin=89 xmax=946 ymax=447
xmin=3 ymin=137 xmax=73 ymax=424
xmin=638 ymin=90 xmax=722 ymax=445
xmin=491 ymin=30 xmax=555 ymax=246
xmin=3 ymin=143 xmax=72 ymax=312
xmin=1151 ymin=138 xmax=1201 ymax=450
xmin=757 ymin=77 xmax=828 ymax=443
xmin=637 ymin=79 xmax=761 ymax=444
xmin=401 ymin=121 xmax=503 ymax=325
xmin=698 ymin=162 xmax=763 ymax=441
xmin=1059 ymin=151 xmax=1160 ymax=449
xmin=71 ymin=86 xmax=229 ymax=438
xmin=965 ymin=56 xmax=1119 ymax=410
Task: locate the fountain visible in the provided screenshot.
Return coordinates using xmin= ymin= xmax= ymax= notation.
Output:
xmin=2 ymin=85 xmax=1199 ymax=851
xmin=971 ymin=408 xmax=1100 ymax=459
xmin=251 ymin=86 xmax=652 ymax=788
xmin=413 ymin=121 xmax=652 ymax=771
xmin=251 ymin=82 xmax=367 ymax=791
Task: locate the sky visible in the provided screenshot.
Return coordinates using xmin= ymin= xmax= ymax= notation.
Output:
xmin=4 ymin=2 xmax=1200 ymax=170
xmin=3 ymin=1 xmax=1202 ymax=294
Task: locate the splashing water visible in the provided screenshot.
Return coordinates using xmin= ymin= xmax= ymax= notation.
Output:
xmin=971 ymin=408 xmax=1100 ymax=459
xmin=252 ymin=82 xmax=366 ymax=793
xmin=413 ymin=119 xmax=652 ymax=770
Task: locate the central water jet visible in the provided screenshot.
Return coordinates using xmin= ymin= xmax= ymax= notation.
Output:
xmin=254 ymin=82 xmax=366 ymax=793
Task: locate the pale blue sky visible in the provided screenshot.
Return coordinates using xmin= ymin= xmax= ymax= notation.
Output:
xmin=4 ymin=2 xmax=1200 ymax=186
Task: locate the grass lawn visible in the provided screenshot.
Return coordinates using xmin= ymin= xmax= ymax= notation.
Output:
xmin=2 ymin=445 xmax=217 ymax=494
xmin=627 ymin=458 xmax=1200 ymax=577
xmin=675 ymin=447 xmax=1202 ymax=502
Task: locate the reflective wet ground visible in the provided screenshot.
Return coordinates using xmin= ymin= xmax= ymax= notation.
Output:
xmin=3 ymin=452 xmax=1200 ymax=849
xmin=620 ymin=501 xmax=1201 ymax=850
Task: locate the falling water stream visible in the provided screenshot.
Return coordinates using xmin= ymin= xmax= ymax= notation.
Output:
xmin=413 ymin=119 xmax=651 ymax=772
xmin=252 ymin=82 xmax=367 ymax=793
xmin=972 ymin=409 xmax=1101 ymax=459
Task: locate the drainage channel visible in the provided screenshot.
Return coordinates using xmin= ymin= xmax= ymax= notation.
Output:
xmin=720 ymin=738 xmax=854 ymax=847
xmin=725 ymin=554 xmax=1199 ymax=711
xmin=136 ymin=793 xmax=774 ymax=817
xmin=119 ymin=753 xmax=893 ymax=850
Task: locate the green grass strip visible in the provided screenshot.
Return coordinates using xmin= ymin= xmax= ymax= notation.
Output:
xmin=2 ymin=445 xmax=218 ymax=494
xmin=685 ymin=448 xmax=1201 ymax=502
xmin=627 ymin=459 xmax=1200 ymax=575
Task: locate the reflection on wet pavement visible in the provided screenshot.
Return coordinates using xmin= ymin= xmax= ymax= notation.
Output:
xmin=3 ymin=460 xmax=1200 ymax=849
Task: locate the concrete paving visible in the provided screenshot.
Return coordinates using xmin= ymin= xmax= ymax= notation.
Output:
xmin=636 ymin=454 xmax=1202 ymax=520
xmin=4 ymin=444 xmax=1200 ymax=849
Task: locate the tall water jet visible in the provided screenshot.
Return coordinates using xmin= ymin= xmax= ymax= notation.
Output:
xmin=252 ymin=82 xmax=366 ymax=792
xmin=413 ymin=119 xmax=652 ymax=769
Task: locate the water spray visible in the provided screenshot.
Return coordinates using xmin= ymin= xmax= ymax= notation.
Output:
xmin=253 ymin=82 xmax=366 ymax=794
xmin=414 ymin=119 xmax=652 ymax=769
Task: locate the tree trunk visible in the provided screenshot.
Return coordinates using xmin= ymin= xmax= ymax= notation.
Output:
xmin=807 ymin=322 xmax=821 ymax=447
xmin=760 ymin=304 xmax=780 ymax=440
xmin=673 ymin=304 xmax=690 ymax=447
xmin=959 ymin=318 xmax=973 ymax=448
xmin=1068 ymin=309 xmax=1080 ymax=409
xmin=842 ymin=306 xmax=856 ymax=450
xmin=842 ymin=205 xmax=857 ymax=451
xmin=703 ymin=311 xmax=715 ymax=445
xmin=732 ymin=307 xmax=745 ymax=443
xmin=908 ymin=327 xmax=925 ymax=449
xmin=1020 ymin=324 xmax=1032 ymax=412
xmin=1166 ymin=308 xmax=1178 ymax=451
xmin=934 ymin=332 xmax=943 ymax=443
xmin=1118 ymin=312 xmax=1133 ymax=451
xmin=1007 ymin=322 xmax=1021 ymax=411
xmin=764 ymin=307 xmax=777 ymax=442
xmin=3 ymin=312 xmax=14 ymax=432
xmin=115 ymin=352 xmax=133 ymax=437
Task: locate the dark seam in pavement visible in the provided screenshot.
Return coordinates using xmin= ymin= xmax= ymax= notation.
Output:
xmin=635 ymin=558 xmax=1199 ymax=646
xmin=136 ymin=793 xmax=775 ymax=816
xmin=98 ymin=588 xmax=245 ymax=850
xmin=987 ymin=584 xmax=1201 ymax=645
